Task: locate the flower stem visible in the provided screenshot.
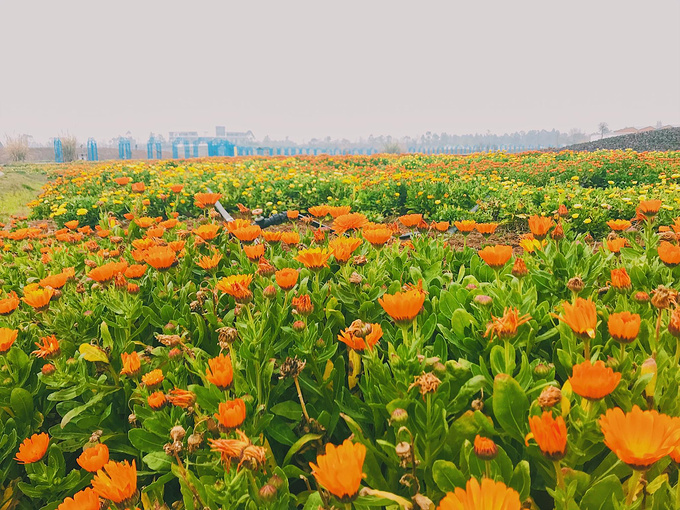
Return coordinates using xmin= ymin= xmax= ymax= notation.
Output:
xmin=554 ymin=460 xmax=565 ymax=490
xmin=504 ymin=340 xmax=512 ymax=375
xmin=625 ymin=470 xmax=643 ymax=508
xmin=294 ymin=375 xmax=311 ymax=423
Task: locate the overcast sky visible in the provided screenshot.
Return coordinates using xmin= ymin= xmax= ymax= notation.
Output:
xmin=0 ymin=0 xmax=678 ymax=143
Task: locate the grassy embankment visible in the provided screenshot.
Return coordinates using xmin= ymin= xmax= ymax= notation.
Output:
xmin=0 ymin=164 xmax=48 ymax=223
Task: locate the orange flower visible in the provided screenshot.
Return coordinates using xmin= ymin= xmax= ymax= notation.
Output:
xmin=308 ymin=205 xmax=330 ymax=217
xmin=134 ymin=216 xmax=155 ymax=229
xmin=196 ymin=251 xmax=222 ymax=270
xmin=33 ymin=335 xmax=60 ymax=358
xmin=636 ymin=199 xmax=662 ymax=220
xmin=608 ymin=311 xmax=641 ymax=343
xmin=77 ymin=443 xmax=109 ymax=472
xmin=473 ymin=435 xmax=498 ymax=460
xmin=142 ymin=369 xmax=164 ymax=389
xmin=379 ymin=282 xmax=426 ymax=325
xmin=225 ymin=219 xmax=251 ymax=232
xmin=599 ymin=406 xmax=680 ymax=469
xmin=132 ymin=238 xmax=157 ymax=250
xmin=39 ymin=272 xmax=69 ymax=289
xmin=607 ymin=237 xmax=628 ymax=253
xmin=329 ymin=237 xmax=362 ymax=263
xmin=22 ymin=286 xmax=54 ymax=310
xmin=528 ymin=215 xmax=554 ymax=240
xmin=484 ymin=308 xmax=531 ymax=342
xmin=437 ymin=478 xmax=520 ymax=510
xmin=124 ymin=264 xmax=147 ymax=279
xmin=91 ymin=460 xmax=137 ymax=504
xmin=399 ymin=214 xmax=424 ymax=228
xmin=146 ymin=226 xmax=165 ymax=238
xmin=206 ymin=353 xmax=234 ymax=390
xmin=89 ymin=263 xmax=116 ymax=283
xmin=328 ymin=205 xmax=351 ymax=218
xmin=512 ymin=258 xmax=529 ymax=277
xmin=160 ymin=218 xmax=178 ymax=229
xmin=262 ymin=230 xmax=282 ymax=242
xmin=287 ymin=210 xmax=300 ymax=219
xmin=525 ymin=412 xmax=567 ymax=460
xmin=280 ymin=231 xmax=301 ymax=245
xmin=569 ymin=360 xmax=621 ymax=400
xmin=0 ymin=328 xmax=18 ymax=353
xmin=114 ymin=177 xmax=130 ymax=186
xmin=295 ymin=247 xmax=332 ymax=269
xmin=552 ymin=298 xmax=597 ymax=339
xmin=215 ymin=398 xmax=247 ymax=429
xmin=194 ymin=192 xmax=222 ymax=208
xmin=454 ymin=220 xmax=476 ymax=233
xmin=333 ymin=213 xmax=369 ymax=233
xmin=243 ymin=243 xmax=265 ymax=261
xmin=658 ymin=241 xmax=680 ymax=267
xmin=144 ymin=246 xmax=177 ymax=270
xmin=475 ymin=222 xmax=499 ymax=236
xmin=57 ymin=487 xmax=100 ymax=510
xmin=275 ymin=268 xmax=299 ymax=290
xmin=338 ymin=323 xmax=382 ymax=351
xmin=607 ymin=219 xmax=632 ymax=231
xmin=432 ymin=221 xmax=450 ymax=232
xmin=292 ymin=294 xmax=314 ymax=315
xmin=232 ymin=225 xmax=262 ymax=242
xmin=0 ymin=291 xmax=20 ymax=315
xmin=147 ymin=391 xmax=167 ymax=410
xmin=15 ymin=432 xmax=49 ymax=463
xmin=216 ymin=274 xmax=253 ymax=302
xmin=120 ymin=352 xmax=141 ymax=377
xmin=64 ymin=220 xmax=79 ymax=230
xmin=166 ymin=388 xmax=196 ymax=408
xmin=478 ymin=245 xmax=513 ymax=269
xmin=194 ymin=223 xmax=221 ymax=241
xmin=169 ymin=184 xmax=184 ymax=193
xmin=610 ymin=267 xmax=631 ymax=290
xmin=310 ymin=439 xmax=366 ymax=501
xmin=362 ymin=226 xmax=392 ymax=247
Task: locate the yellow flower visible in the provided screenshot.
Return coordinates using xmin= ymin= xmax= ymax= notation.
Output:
xmin=76 ymin=208 xmax=88 ymax=216
xmin=584 ymin=218 xmax=591 ymax=224
xmin=572 ymin=214 xmax=579 ymax=219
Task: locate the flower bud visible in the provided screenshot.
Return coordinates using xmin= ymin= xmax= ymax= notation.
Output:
xmin=473 ymin=294 xmax=492 ymax=306
xmin=634 ymin=291 xmax=650 ymax=303
xmin=473 ymin=435 xmax=498 ymax=461
xmin=512 ymin=258 xmax=528 ymax=278
xmin=537 ymin=385 xmax=562 ymax=408
xmin=534 ymin=362 xmax=553 ymax=378
xmin=567 ymin=277 xmax=584 ymax=294
xmin=268 ymin=474 xmax=285 ymax=490
xmin=41 ymin=364 xmax=56 ymax=376
xmin=292 ymin=320 xmax=306 ymax=332
xmin=390 ymin=408 xmax=408 ymax=424
xmin=168 ymin=347 xmax=182 ymax=359
xmin=170 ymin=425 xmax=186 ymax=442
xmin=466 ymin=283 xmax=478 ymax=290
xmin=263 ymin=285 xmax=277 ymax=300
xmin=259 ymin=484 xmax=277 ymax=502
xmin=551 ymin=223 xmax=564 ymax=241
xmin=349 ymin=272 xmax=363 ymax=285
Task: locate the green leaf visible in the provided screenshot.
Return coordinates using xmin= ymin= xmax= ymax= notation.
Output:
xmin=509 ymin=460 xmax=531 ymax=501
xmin=79 ymin=344 xmax=109 ymax=363
xmin=432 ymin=460 xmax=466 ymax=492
xmin=492 ymin=374 xmax=529 ymax=442
xmin=283 ymin=433 xmax=323 ymax=466
xmin=580 ymin=474 xmax=624 ymax=510
xmin=10 ymin=388 xmax=33 ymax=423
xmin=129 ymin=428 xmax=166 ymax=453
xmin=143 ymin=451 xmax=173 ymax=471
xmin=270 ymin=401 xmax=303 ymax=422
xmin=303 ymin=492 xmax=324 ymax=510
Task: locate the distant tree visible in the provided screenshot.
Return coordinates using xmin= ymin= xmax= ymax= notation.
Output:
xmin=4 ymin=135 xmax=29 ymax=161
xmin=598 ymin=122 xmax=610 ymax=140
xmin=61 ymin=135 xmax=77 ymax=162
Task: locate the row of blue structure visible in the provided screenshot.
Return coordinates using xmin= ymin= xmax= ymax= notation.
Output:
xmin=55 ymin=137 xmax=540 ymax=162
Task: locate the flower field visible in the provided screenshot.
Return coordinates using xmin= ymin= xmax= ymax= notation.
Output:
xmin=1 ymin=150 xmax=680 ymax=509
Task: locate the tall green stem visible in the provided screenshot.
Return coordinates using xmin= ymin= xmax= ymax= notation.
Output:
xmin=625 ymin=470 xmax=643 ymax=508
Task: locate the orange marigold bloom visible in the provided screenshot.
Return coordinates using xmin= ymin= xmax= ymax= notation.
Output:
xmin=262 ymin=230 xmax=282 ymax=242
xmin=88 ymin=263 xmax=116 ymax=283
xmin=362 ymin=226 xmax=392 ymax=246
xmin=169 ymin=184 xmax=184 ymax=193
xmin=610 ymin=267 xmax=632 ymax=290
xmin=196 ymin=251 xmax=222 ymax=270
xmin=166 ymin=388 xmax=197 ymax=408
xmin=608 ymin=311 xmax=641 ymax=343
xmin=525 ymin=412 xmax=567 ymax=460
xmin=658 ymin=241 xmax=680 ymax=267
xmin=338 ymin=323 xmax=383 ymax=351
xmin=0 ymin=291 xmax=20 ymax=315
xmin=131 ymin=182 xmax=146 ymax=193
xmin=473 ymin=435 xmax=498 ymax=461
xmin=669 ymin=308 xmax=680 ymax=337
xmin=478 ymin=245 xmax=513 ymax=269
xmin=528 ymin=215 xmax=554 ymax=240
xmin=309 ymin=439 xmax=366 ymax=501
xmin=33 ymin=335 xmax=60 ymax=358
xmin=484 ymin=307 xmax=531 ymax=342
xmin=281 ymin=231 xmax=301 ymax=245
xmin=39 ymin=272 xmax=69 ymax=289
xmin=146 ymin=226 xmax=165 ymax=238
xmin=132 ymin=238 xmax=157 ymax=250
xmin=600 ymin=406 xmax=680 ymax=469
xmin=232 ymin=225 xmax=262 ymax=242
xmin=295 ymin=247 xmax=332 ymax=269
xmin=168 ymin=240 xmax=186 ymax=252
xmin=77 ymin=443 xmax=109 ymax=472
xmin=432 ymin=221 xmax=450 ymax=232
xmin=144 ymin=246 xmax=177 ymax=270
xmin=569 ymin=360 xmax=621 ymax=400
xmin=275 ymin=268 xmax=299 ymax=290
xmin=334 ymin=213 xmax=369 ymax=233
xmin=134 ymin=216 xmax=155 ymax=229
xmin=328 ymin=205 xmax=351 ymax=218
xmin=124 ymin=264 xmax=147 ymax=279
xmin=329 ymin=237 xmax=362 ymax=263
xmin=379 ymin=282 xmax=426 ymax=325
xmin=57 ymin=487 xmax=100 ymax=510
xmin=512 ymin=257 xmax=529 ymax=277
xmin=120 ymin=352 xmax=141 ymax=377
xmin=15 ymin=433 xmax=49 ymax=464
xmin=225 ymin=219 xmax=251 ymax=232
xmin=160 ymin=218 xmax=178 ymax=229
xmin=552 ymin=298 xmax=597 ymax=339
xmin=22 ymin=286 xmax=54 ymax=310
xmin=399 ymin=214 xmax=424 ymax=228
xmin=243 ymin=243 xmax=265 ymax=261
xmin=91 ymin=460 xmax=137 ymax=504
xmin=216 ymin=274 xmax=253 ymax=302
xmin=287 ymin=210 xmax=300 ymax=220
xmin=437 ymin=478 xmax=520 ymax=510
xmin=454 ymin=220 xmax=476 ymax=233
xmin=206 ymin=353 xmax=234 ymax=390
xmin=194 ymin=192 xmax=222 ymax=209
xmin=194 ymin=223 xmax=221 ymax=241
xmin=292 ymin=294 xmax=314 ymax=315
xmin=147 ymin=391 xmax=166 ymax=410
xmin=308 ymin=205 xmax=330 ymax=217
xmin=636 ymin=199 xmax=662 ymax=220
xmin=142 ymin=369 xmax=164 ymax=389
xmin=607 ymin=237 xmax=628 ymax=253
xmin=0 ymin=328 xmax=17 ymax=353
xmin=215 ymin=398 xmax=247 ymax=429
xmin=114 ymin=177 xmax=130 ymax=186
xmin=475 ymin=222 xmax=499 ymax=236
xmin=607 ymin=219 xmax=632 ymax=231
xmin=64 ymin=220 xmax=80 ymax=230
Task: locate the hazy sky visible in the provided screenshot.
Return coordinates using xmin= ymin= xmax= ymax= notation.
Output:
xmin=1 ymin=0 xmax=678 ymax=143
